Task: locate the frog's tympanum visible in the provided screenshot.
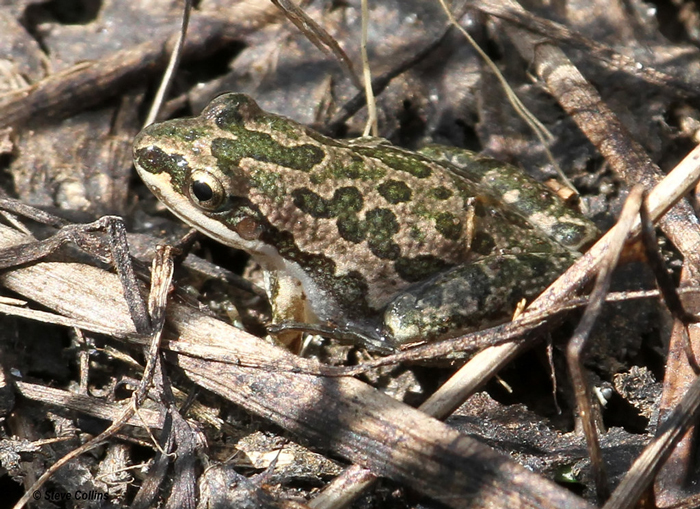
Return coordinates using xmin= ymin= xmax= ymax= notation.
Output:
xmin=133 ymin=93 xmax=597 ymax=351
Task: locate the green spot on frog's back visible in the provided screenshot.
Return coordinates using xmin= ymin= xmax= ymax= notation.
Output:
xmin=337 ymin=215 xmax=366 ymax=243
xmin=292 ymin=187 xmax=364 ymax=218
xmin=212 ymin=136 xmax=324 ymax=172
xmin=430 ymin=186 xmax=453 ymax=200
xmin=434 ymin=211 xmax=462 ymax=240
xmin=365 ymin=208 xmax=400 ymax=260
xmin=378 ymin=180 xmax=412 ymax=204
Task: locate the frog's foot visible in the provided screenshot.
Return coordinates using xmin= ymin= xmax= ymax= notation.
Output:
xmin=382 ymin=252 xmax=576 ymax=346
xmin=267 ymin=321 xmax=395 ymax=355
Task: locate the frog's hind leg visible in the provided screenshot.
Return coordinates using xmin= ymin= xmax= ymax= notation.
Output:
xmin=419 ymin=145 xmax=598 ymax=251
xmin=382 ymin=252 xmax=576 ymax=346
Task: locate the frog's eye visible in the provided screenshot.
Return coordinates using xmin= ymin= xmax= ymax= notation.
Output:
xmin=188 ymin=170 xmax=226 ymax=211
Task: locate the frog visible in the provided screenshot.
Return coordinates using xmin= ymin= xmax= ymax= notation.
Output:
xmin=132 ymin=93 xmax=598 ymax=352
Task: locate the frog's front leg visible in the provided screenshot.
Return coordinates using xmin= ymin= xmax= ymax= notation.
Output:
xmin=381 ymin=252 xmax=577 ymax=346
xmin=265 ymin=270 xmax=311 ymax=350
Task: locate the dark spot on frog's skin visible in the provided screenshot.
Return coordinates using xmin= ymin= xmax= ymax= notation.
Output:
xmin=337 ymin=215 xmax=366 ymax=243
xmin=523 ymin=255 xmax=557 ymax=280
xmin=208 ymin=94 xmax=303 ymax=140
xmin=365 ymin=208 xmax=400 ymax=260
xmin=430 ymin=186 xmax=453 ymax=200
xmin=471 ymin=231 xmax=496 ymax=256
xmin=312 ymin=158 xmax=366 ymax=182
xmin=207 ymin=93 xmax=259 ymax=127
xmin=332 ymin=271 xmax=371 ymax=311
xmin=434 ymin=211 xmax=462 ymax=240
xmin=134 ymin=146 xmax=189 ymax=191
xmin=378 ymin=180 xmax=412 ymax=204
xmin=215 ymin=105 xmax=244 ymax=128
xmin=180 ymin=127 xmax=210 ymax=142
xmin=369 ymin=239 xmax=401 ymax=260
xmin=292 ymin=188 xmax=327 ymax=217
xmin=394 ymin=255 xmax=452 ymax=283
xmin=473 ymin=201 xmax=488 ymax=217
xmin=292 ymin=187 xmax=364 ymax=218
xmin=345 ymin=157 xmax=366 ymax=178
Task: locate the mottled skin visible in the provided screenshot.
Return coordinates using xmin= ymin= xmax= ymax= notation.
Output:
xmin=133 ymin=93 xmax=597 ymax=350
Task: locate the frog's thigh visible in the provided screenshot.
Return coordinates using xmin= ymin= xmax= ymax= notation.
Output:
xmin=382 ymin=252 xmax=575 ymax=345
xmin=264 ymin=270 xmax=309 ymax=349
xmin=419 ymin=145 xmax=598 ymax=251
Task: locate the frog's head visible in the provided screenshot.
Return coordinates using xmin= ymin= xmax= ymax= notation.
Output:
xmin=133 ymin=93 xmax=325 ymax=256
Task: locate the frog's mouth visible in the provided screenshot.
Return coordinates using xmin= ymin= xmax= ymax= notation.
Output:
xmin=171 ymin=196 xmax=274 ymax=255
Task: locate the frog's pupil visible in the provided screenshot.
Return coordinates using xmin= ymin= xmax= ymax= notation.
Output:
xmin=192 ymin=180 xmax=214 ymax=202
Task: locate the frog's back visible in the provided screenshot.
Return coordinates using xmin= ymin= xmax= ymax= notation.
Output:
xmin=230 ymin=133 xmax=481 ymax=313
xmin=211 ymin=128 xmax=571 ymax=317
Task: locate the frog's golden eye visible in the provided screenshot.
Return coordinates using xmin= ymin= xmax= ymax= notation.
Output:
xmin=188 ymin=170 xmax=226 ymax=211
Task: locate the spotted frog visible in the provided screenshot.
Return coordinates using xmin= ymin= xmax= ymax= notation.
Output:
xmin=133 ymin=93 xmax=597 ymax=351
